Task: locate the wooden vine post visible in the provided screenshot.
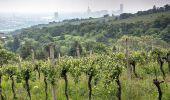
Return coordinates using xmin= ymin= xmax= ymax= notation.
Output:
xmin=90 ymin=50 xmax=93 ymax=56
xmin=125 ymin=38 xmax=132 ymax=79
xmin=58 ymin=52 xmax=61 ymax=59
xmin=167 ymin=52 xmax=170 ymax=72
xmin=31 ymin=49 xmax=35 ymax=64
xmin=76 ymin=46 xmax=80 ymax=58
xmin=18 ymin=56 xmax=22 ymax=70
xmin=49 ymin=45 xmax=57 ymax=100
xmin=32 ymin=49 xmax=41 ymax=80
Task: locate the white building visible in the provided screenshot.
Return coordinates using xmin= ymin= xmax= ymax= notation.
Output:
xmin=86 ymin=6 xmax=109 ymax=18
xmin=0 ymin=33 xmax=5 ymax=39
xmin=112 ymin=4 xmax=124 ymax=15
xmin=54 ymin=12 xmax=59 ymax=20
xmin=87 ymin=6 xmax=92 ymax=14
xmin=120 ymin=4 xmax=124 ymax=13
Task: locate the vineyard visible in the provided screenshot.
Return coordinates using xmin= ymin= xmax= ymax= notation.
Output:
xmin=0 ymin=44 xmax=170 ymax=100
xmin=1 ymin=5 xmax=170 ymax=100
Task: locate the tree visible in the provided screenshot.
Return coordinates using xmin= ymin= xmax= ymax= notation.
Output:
xmin=160 ymin=25 xmax=170 ymax=43
xmin=12 ymin=36 xmax=20 ymax=52
xmin=68 ymin=41 xmax=83 ymax=57
xmin=19 ymin=38 xmax=40 ymax=59
xmin=119 ymin=13 xmax=134 ymax=19
xmin=153 ymin=5 xmax=157 ymax=13
xmin=154 ymin=16 xmax=170 ymax=28
xmin=0 ymin=46 xmax=17 ymax=100
xmin=164 ymin=4 xmax=170 ymax=11
xmin=93 ymin=43 xmax=109 ymax=54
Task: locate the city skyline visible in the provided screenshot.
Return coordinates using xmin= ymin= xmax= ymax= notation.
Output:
xmin=0 ymin=0 xmax=169 ymax=13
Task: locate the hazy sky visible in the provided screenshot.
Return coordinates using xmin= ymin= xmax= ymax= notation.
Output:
xmin=0 ymin=0 xmax=170 ymax=13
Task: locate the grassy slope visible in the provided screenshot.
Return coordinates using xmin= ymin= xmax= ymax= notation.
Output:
xmin=33 ymin=11 xmax=170 ymax=29
xmin=111 ymin=11 xmax=170 ymax=24
xmin=12 ymin=11 xmax=170 ymax=35
xmin=5 ymin=11 xmax=170 ymax=100
xmin=2 ymin=62 xmax=170 ymax=100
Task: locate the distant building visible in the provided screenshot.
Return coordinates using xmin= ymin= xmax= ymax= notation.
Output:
xmin=87 ymin=6 xmax=92 ymax=14
xmin=54 ymin=12 xmax=59 ymax=20
xmin=120 ymin=4 xmax=124 ymax=13
xmin=112 ymin=4 xmax=124 ymax=15
xmin=0 ymin=33 xmax=6 ymax=42
xmin=0 ymin=33 xmax=5 ymax=39
xmin=86 ymin=6 xmax=109 ymax=17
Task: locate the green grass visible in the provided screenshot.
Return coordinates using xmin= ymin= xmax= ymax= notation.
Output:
xmin=2 ymin=62 xmax=170 ymax=100
xmin=33 ymin=11 xmax=170 ymax=29
xmin=111 ymin=11 xmax=170 ymax=24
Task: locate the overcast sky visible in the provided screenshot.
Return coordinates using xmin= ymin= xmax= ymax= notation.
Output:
xmin=0 ymin=0 xmax=170 ymax=13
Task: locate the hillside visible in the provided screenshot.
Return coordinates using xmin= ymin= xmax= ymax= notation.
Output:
xmin=26 ymin=11 xmax=170 ymax=29
xmin=5 ymin=5 xmax=170 ymax=59
xmin=2 ymin=1 xmax=170 ymax=100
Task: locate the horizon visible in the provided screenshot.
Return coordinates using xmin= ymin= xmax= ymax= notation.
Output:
xmin=0 ymin=0 xmax=170 ymax=14
xmin=0 ymin=0 xmax=170 ymax=33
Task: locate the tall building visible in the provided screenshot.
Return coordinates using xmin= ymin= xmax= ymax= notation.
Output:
xmin=87 ymin=6 xmax=92 ymax=14
xmin=112 ymin=4 xmax=124 ymax=15
xmin=54 ymin=12 xmax=58 ymax=20
xmin=120 ymin=4 xmax=124 ymax=13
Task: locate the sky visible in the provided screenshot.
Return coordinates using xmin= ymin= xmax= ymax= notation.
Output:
xmin=0 ymin=0 xmax=170 ymax=13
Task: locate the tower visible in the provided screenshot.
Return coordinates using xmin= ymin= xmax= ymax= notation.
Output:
xmin=54 ymin=12 xmax=58 ymax=20
xmin=120 ymin=4 xmax=123 ymax=13
xmin=87 ymin=6 xmax=91 ymax=14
